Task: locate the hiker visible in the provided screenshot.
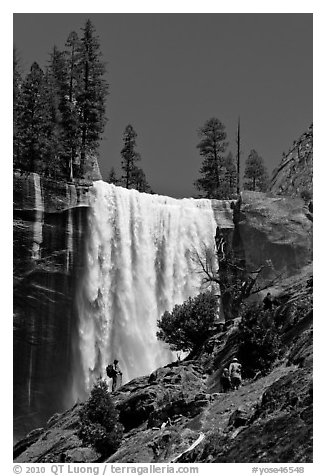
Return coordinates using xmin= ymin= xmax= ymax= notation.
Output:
xmin=220 ymin=367 xmax=231 ymax=393
xmin=106 ymin=359 xmax=123 ymax=392
xmin=112 ymin=359 xmax=122 ymax=392
xmin=263 ymin=292 xmax=273 ymax=310
xmin=229 ymin=357 xmax=242 ymax=390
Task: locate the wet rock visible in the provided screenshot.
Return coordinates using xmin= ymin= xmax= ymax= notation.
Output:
xmin=14 ymin=172 xmax=91 ymax=439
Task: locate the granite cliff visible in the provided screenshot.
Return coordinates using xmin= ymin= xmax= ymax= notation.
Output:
xmin=270 ymin=124 xmax=313 ymax=200
xmin=14 ymin=171 xmax=92 ymax=440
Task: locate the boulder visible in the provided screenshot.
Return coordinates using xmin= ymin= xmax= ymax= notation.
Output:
xmin=228 ymin=406 xmax=254 ymax=428
xmin=115 ymin=361 xmax=206 ymax=432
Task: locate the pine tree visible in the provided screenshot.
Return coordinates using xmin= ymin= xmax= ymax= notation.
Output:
xmin=219 ymin=151 xmax=237 ymax=199
xmin=243 ymin=149 xmax=269 ymax=192
xmin=132 ymin=166 xmax=153 ymax=193
xmin=13 ymin=20 xmax=109 ymax=181
xmin=106 ymin=167 xmax=120 ymax=185
xmin=77 ymin=19 xmax=108 ymax=176
xmin=194 ymin=118 xmax=228 ymax=199
xmin=64 ymin=31 xmax=82 ymax=180
xmin=120 ymin=124 xmax=141 ymax=189
xmin=18 ymin=62 xmax=48 ymax=172
xmin=13 ymin=46 xmax=23 ymax=168
xmin=44 ymin=46 xmax=68 ymax=178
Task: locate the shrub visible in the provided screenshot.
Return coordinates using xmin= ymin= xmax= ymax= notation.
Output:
xmin=157 ymin=291 xmax=219 ymax=353
xmin=78 ymin=379 xmax=123 ymax=457
xmin=237 ymin=303 xmax=281 ymax=378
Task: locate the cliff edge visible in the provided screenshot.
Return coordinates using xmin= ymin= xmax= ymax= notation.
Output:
xmin=270 ymin=124 xmax=313 ymax=199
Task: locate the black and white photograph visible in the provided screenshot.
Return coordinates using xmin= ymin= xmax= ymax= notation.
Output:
xmin=11 ymin=7 xmax=314 ymax=469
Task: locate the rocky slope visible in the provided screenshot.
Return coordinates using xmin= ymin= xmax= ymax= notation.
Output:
xmin=270 ymin=124 xmax=313 ymax=199
xmin=14 ymin=264 xmax=312 ymax=463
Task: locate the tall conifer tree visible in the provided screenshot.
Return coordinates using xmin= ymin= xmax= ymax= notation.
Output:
xmin=219 ymin=151 xmax=237 ymax=199
xmin=13 ymin=19 xmax=109 ymax=180
xmin=243 ymin=149 xmax=269 ymax=192
xmin=64 ymin=31 xmax=81 ymax=180
xmin=121 ymin=125 xmax=141 ymax=189
xmin=194 ymin=118 xmax=228 ymax=199
xmin=19 ymin=62 xmax=48 ymax=172
xmin=132 ymin=166 xmax=153 ymax=193
xmin=106 ymin=167 xmax=120 ymax=185
xmin=77 ymin=19 xmax=108 ymax=175
xmin=13 ymin=46 xmax=23 ymax=168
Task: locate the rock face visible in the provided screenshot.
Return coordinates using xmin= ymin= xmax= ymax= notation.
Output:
xmin=235 ymin=191 xmax=312 ymax=277
xmin=13 ymin=171 xmax=93 ymax=441
xmin=13 ymin=268 xmax=312 ymax=463
xmin=270 ymin=124 xmax=313 ymax=199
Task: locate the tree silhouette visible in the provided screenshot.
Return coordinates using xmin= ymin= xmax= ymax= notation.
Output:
xmin=219 ymin=151 xmax=238 ymax=199
xmin=243 ymin=149 xmax=269 ymax=192
xmin=106 ymin=167 xmax=120 ymax=185
xmin=13 ymin=20 xmax=109 ymax=181
xmin=194 ymin=117 xmax=228 ymax=198
xmin=120 ymin=124 xmax=141 ymax=189
xmin=77 ymin=19 xmax=109 ymax=176
xmin=13 ymin=46 xmax=23 ymax=169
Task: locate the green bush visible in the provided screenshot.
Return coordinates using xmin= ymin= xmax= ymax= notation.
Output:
xmin=157 ymin=291 xmax=219 ymax=353
xmin=78 ymin=379 xmax=123 ymax=457
xmin=237 ymin=303 xmax=281 ymax=378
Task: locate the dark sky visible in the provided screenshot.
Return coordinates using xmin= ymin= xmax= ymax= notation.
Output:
xmin=13 ymin=13 xmax=312 ymax=198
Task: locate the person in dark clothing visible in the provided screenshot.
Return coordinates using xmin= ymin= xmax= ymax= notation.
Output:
xmin=112 ymin=359 xmax=122 ymax=392
xmin=220 ymin=367 xmax=231 ymax=392
xmin=263 ymin=292 xmax=273 ymax=310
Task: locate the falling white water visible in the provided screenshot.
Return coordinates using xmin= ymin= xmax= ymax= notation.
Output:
xmin=75 ymin=182 xmax=219 ymax=395
xmin=31 ymin=173 xmax=44 ymax=260
xmin=65 ymin=185 xmax=77 ymax=271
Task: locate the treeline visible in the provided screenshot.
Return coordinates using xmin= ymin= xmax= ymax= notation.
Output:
xmin=107 ymin=117 xmax=269 ymax=198
xmin=106 ymin=117 xmax=269 ymax=198
xmin=13 ymin=19 xmax=269 ymax=197
xmin=13 ymin=19 xmax=108 ymax=181
xmin=193 ymin=117 xmax=269 ymax=199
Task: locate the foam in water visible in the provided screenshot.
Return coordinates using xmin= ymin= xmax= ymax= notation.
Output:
xmin=74 ymin=182 xmax=218 ymax=397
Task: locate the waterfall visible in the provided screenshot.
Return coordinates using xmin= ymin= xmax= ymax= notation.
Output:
xmin=74 ymin=181 xmax=218 ymax=398
xmin=66 ymin=185 xmax=77 ymax=271
xmin=31 ymin=173 xmax=44 ymax=260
